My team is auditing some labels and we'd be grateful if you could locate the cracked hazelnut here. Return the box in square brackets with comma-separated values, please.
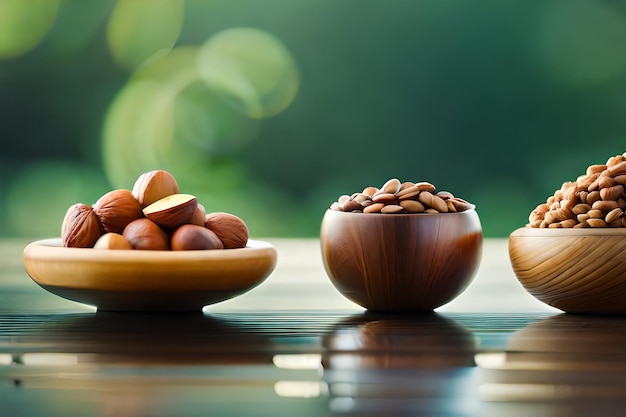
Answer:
[132, 170, 180, 208]
[143, 194, 198, 229]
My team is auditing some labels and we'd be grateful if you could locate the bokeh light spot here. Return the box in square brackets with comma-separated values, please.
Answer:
[107, 0, 184, 70]
[102, 80, 177, 189]
[46, 0, 113, 56]
[0, 0, 60, 59]
[103, 29, 302, 235]
[198, 27, 300, 119]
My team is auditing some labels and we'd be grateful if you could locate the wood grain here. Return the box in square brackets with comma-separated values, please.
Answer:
[509, 227, 626, 314]
[320, 210, 483, 313]
[22, 238, 277, 312]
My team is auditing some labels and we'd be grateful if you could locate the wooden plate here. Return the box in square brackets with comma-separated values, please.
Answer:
[23, 238, 277, 312]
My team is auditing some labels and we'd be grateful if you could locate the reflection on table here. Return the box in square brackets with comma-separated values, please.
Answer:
[477, 314, 626, 417]
[2, 238, 626, 416]
[322, 313, 478, 416]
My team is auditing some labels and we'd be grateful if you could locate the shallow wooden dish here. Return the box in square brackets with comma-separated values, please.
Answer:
[23, 238, 277, 312]
[320, 210, 483, 313]
[509, 227, 626, 314]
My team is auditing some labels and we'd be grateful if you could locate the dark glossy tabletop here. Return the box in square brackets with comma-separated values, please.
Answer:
[1, 238, 625, 417]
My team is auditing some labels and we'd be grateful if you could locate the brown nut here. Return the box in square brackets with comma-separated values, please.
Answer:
[61, 203, 104, 248]
[171, 224, 224, 251]
[329, 178, 474, 214]
[204, 212, 249, 249]
[93, 232, 133, 250]
[528, 153, 626, 228]
[122, 218, 169, 250]
[142, 194, 198, 229]
[378, 178, 401, 194]
[93, 189, 144, 234]
[132, 170, 181, 208]
[189, 204, 207, 226]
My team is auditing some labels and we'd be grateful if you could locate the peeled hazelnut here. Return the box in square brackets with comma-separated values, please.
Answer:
[93, 232, 133, 250]
[93, 189, 143, 234]
[204, 212, 249, 249]
[132, 170, 180, 208]
[171, 224, 224, 251]
[123, 218, 169, 250]
[143, 194, 198, 229]
[62, 203, 104, 248]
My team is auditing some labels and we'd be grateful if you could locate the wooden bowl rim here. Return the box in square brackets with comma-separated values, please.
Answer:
[24, 237, 275, 262]
[323, 208, 477, 218]
[22, 238, 278, 311]
[510, 227, 626, 238]
[22, 237, 277, 290]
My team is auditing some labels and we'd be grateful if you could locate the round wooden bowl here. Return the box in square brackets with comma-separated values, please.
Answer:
[509, 227, 626, 314]
[23, 238, 277, 312]
[320, 210, 483, 313]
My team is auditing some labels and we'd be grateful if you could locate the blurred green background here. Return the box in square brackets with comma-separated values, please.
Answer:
[1, 0, 626, 239]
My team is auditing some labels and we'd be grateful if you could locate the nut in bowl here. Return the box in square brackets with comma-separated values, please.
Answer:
[509, 152, 626, 315]
[321, 179, 483, 313]
[23, 238, 277, 312]
[23, 169, 276, 312]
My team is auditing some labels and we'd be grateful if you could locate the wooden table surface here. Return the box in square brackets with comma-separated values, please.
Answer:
[1, 238, 625, 416]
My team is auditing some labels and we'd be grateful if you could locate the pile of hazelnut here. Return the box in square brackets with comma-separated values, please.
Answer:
[62, 170, 248, 250]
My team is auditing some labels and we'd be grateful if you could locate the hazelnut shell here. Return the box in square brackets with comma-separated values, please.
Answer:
[171, 224, 224, 251]
[143, 194, 198, 229]
[93, 189, 144, 234]
[204, 212, 249, 249]
[123, 218, 169, 250]
[132, 170, 180, 208]
[62, 203, 104, 248]
[93, 232, 133, 250]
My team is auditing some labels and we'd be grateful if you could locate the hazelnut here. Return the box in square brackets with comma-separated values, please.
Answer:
[171, 224, 224, 251]
[132, 170, 180, 208]
[189, 204, 207, 226]
[62, 203, 104, 248]
[123, 218, 169, 250]
[204, 212, 249, 249]
[93, 232, 133, 250]
[143, 193, 198, 229]
[93, 189, 143, 234]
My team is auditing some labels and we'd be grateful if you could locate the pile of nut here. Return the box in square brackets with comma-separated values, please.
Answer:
[329, 178, 475, 214]
[62, 170, 248, 250]
[529, 153, 626, 228]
